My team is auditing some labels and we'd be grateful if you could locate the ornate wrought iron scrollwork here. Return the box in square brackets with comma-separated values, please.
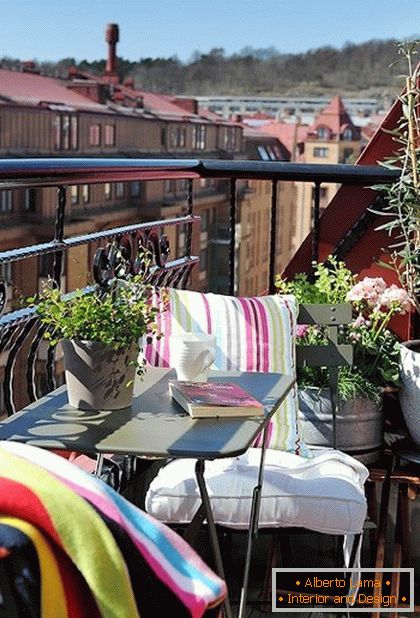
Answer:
[93, 227, 173, 288]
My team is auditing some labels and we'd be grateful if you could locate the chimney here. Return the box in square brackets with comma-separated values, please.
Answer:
[21, 60, 39, 74]
[104, 23, 119, 84]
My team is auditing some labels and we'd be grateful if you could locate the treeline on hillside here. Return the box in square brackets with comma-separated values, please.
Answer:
[0, 39, 410, 98]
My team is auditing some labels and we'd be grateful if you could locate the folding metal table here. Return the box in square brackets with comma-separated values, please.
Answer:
[0, 367, 295, 618]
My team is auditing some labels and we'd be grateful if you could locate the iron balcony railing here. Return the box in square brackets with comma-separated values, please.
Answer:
[0, 158, 399, 416]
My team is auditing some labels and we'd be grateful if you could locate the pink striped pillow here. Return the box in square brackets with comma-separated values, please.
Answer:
[144, 289, 307, 455]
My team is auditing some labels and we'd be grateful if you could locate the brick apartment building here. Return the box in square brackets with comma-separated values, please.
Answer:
[0, 23, 295, 306]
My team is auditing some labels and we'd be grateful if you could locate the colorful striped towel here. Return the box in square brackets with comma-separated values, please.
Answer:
[0, 441, 227, 618]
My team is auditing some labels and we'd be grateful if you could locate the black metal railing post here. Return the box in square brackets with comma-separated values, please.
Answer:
[269, 179, 278, 295]
[186, 179, 194, 259]
[311, 181, 321, 271]
[52, 186, 66, 289]
[229, 178, 237, 296]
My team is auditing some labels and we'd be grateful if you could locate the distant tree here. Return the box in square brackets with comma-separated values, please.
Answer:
[0, 38, 404, 100]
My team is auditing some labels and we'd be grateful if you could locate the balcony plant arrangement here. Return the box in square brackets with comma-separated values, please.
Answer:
[373, 40, 420, 444]
[29, 275, 161, 411]
[277, 258, 412, 462]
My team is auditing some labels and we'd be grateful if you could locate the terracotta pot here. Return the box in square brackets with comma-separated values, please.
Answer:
[61, 339, 139, 410]
[399, 340, 420, 446]
[298, 386, 383, 464]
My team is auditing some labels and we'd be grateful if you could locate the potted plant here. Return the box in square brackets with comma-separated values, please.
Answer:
[373, 40, 420, 444]
[277, 257, 411, 461]
[29, 275, 161, 410]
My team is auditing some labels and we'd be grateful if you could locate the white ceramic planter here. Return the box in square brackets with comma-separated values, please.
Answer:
[62, 339, 139, 410]
[399, 340, 420, 446]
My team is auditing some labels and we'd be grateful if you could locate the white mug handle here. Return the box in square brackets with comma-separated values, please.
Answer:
[198, 348, 216, 374]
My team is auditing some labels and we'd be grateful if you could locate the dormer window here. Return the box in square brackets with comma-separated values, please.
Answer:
[342, 128, 353, 141]
[316, 126, 330, 140]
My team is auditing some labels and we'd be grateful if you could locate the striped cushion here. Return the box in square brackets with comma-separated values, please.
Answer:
[144, 289, 307, 456]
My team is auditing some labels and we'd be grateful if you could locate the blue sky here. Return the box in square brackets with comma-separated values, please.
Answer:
[1, 0, 419, 63]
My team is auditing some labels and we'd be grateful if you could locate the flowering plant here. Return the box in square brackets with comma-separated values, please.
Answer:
[276, 258, 413, 403]
[28, 274, 164, 377]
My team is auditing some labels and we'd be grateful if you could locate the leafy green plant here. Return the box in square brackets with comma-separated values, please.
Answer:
[28, 276, 164, 376]
[276, 256, 355, 304]
[276, 257, 410, 404]
[373, 40, 420, 316]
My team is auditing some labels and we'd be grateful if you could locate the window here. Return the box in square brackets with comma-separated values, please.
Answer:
[161, 127, 167, 148]
[130, 181, 141, 197]
[200, 210, 209, 232]
[0, 262, 12, 283]
[178, 227, 186, 251]
[177, 179, 188, 193]
[82, 185, 90, 204]
[193, 125, 206, 150]
[115, 183, 125, 198]
[170, 126, 186, 148]
[104, 124, 115, 146]
[164, 179, 176, 194]
[89, 124, 101, 146]
[316, 126, 330, 139]
[199, 248, 208, 271]
[223, 127, 236, 150]
[313, 147, 329, 158]
[266, 146, 277, 161]
[62, 115, 70, 150]
[24, 188, 36, 212]
[54, 115, 78, 150]
[70, 185, 79, 205]
[39, 253, 54, 278]
[104, 183, 112, 200]
[0, 191, 12, 213]
[342, 128, 353, 141]
[178, 127, 186, 147]
[71, 116, 78, 150]
[257, 146, 270, 161]
[341, 147, 355, 163]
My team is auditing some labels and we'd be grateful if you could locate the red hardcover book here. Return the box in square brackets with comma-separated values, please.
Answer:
[168, 381, 264, 418]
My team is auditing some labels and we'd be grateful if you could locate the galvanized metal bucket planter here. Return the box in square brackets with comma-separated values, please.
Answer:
[399, 340, 420, 446]
[298, 387, 383, 464]
[61, 339, 139, 410]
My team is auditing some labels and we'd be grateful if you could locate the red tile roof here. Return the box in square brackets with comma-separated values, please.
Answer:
[0, 69, 107, 112]
[259, 121, 309, 156]
[67, 67, 212, 121]
[308, 95, 355, 136]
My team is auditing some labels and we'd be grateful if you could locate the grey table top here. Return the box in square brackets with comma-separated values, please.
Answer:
[0, 368, 294, 459]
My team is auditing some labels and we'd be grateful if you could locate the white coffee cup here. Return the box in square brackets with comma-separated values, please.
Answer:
[170, 332, 216, 382]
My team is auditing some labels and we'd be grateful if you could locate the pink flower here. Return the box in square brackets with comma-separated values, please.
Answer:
[346, 277, 387, 307]
[379, 285, 413, 314]
[296, 324, 309, 338]
[352, 314, 367, 329]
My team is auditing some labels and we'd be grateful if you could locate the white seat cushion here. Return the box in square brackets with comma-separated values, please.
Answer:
[146, 448, 368, 536]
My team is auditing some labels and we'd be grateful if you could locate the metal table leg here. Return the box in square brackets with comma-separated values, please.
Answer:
[238, 424, 269, 618]
[195, 459, 232, 618]
[94, 453, 104, 477]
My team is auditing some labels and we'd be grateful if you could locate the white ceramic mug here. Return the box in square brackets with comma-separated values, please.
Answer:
[170, 332, 216, 382]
